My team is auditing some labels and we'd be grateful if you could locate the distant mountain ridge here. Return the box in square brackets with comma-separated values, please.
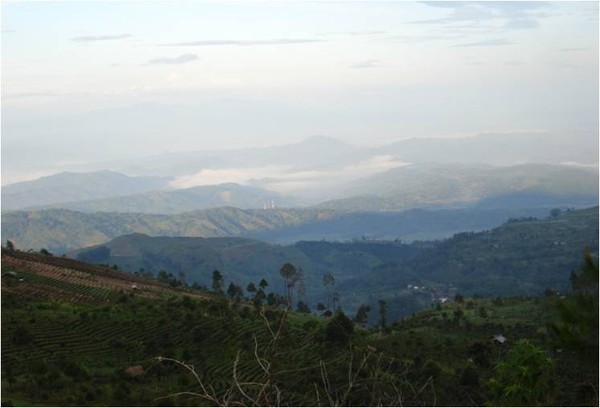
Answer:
[1, 170, 171, 211]
[19, 183, 300, 214]
[318, 163, 598, 211]
[3, 162, 596, 214]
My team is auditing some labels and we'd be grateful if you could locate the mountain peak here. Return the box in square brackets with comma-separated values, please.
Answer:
[297, 135, 351, 148]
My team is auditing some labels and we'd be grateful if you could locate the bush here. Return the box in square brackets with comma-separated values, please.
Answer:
[325, 311, 354, 344]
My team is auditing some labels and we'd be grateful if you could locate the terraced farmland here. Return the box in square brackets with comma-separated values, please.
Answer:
[2, 247, 597, 407]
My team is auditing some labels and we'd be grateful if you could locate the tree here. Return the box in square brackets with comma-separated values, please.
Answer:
[378, 300, 387, 330]
[296, 301, 311, 314]
[332, 291, 340, 311]
[354, 304, 371, 325]
[323, 272, 335, 310]
[280, 263, 299, 307]
[253, 289, 266, 310]
[212, 270, 223, 294]
[259, 278, 268, 290]
[246, 282, 257, 293]
[487, 339, 555, 406]
[325, 310, 354, 344]
[296, 268, 306, 303]
[227, 282, 243, 302]
[6, 239, 15, 251]
[551, 249, 599, 361]
[266, 292, 278, 307]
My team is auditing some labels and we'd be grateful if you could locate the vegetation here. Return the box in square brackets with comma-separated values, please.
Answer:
[2, 247, 597, 406]
[52, 207, 598, 323]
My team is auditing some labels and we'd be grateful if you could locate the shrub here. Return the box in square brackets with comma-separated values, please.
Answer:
[325, 310, 354, 344]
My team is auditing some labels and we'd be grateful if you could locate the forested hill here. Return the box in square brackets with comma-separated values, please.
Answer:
[341, 206, 599, 313]
[69, 207, 598, 318]
[2, 206, 554, 254]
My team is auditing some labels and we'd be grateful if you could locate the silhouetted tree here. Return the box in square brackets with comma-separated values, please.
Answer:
[551, 248, 598, 361]
[6, 240, 15, 251]
[259, 278, 268, 290]
[378, 299, 387, 330]
[296, 301, 311, 314]
[280, 263, 299, 307]
[354, 304, 371, 325]
[247, 282, 257, 293]
[325, 310, 354, 344]
[212, 270, 223, 294]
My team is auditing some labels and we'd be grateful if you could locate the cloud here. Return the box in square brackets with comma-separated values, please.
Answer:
[504, 18, 539, 29]
[162, 38, 322, 47]
[503, 60, 524, 66]
[316, 30, 387, 38]
[558, 47, 592, 52]
[347, 30, 387, 36]
[147, 54, 199, 65]
[417, 1, 550, 30]
[169, 155, 409, 192]
[3, 92, 59, 99]
[380, 34, 464, 43]
[348, 59, 382, 69]
[454, 38, 514, 47]
[71, 34, 132, 42]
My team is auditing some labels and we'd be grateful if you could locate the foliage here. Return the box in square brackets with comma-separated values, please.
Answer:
[487, 339, 555, 406]
[354, 304, 370, 325]
[325, 310, 354, 345]
[212, 270, 223, 294]
[551, 249, 599, 360]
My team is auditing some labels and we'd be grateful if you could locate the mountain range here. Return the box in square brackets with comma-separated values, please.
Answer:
[2, 162, 597, 214]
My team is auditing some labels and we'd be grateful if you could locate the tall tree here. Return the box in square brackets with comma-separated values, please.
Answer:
[323, 272, 335, 310]
[246, 282, 257, 293]
[280, 263, 298, 307]
[259, 278, 268, 290]
[212, 270, 223, 294]
[354, 304, 371, 325]
[378, 299, 387, 330]
[551, 249, 599, 361]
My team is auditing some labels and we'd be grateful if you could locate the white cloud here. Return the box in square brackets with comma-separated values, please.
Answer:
[71, 34, 132, 42]
[168, 155, 409, 193]
[147, 54, 199, 65]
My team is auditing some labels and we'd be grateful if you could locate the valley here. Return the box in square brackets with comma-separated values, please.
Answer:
[2, 2, 598, 405]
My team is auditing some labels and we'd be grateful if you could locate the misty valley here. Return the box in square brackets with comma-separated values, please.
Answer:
[1, 136, 598, 407]
[2, 1, 599, 406]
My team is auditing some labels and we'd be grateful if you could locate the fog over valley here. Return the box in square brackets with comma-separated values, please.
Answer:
[1, 2, 598, 407]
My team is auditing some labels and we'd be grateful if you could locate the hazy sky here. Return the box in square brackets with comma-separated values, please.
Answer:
[1, 1, 598, 184]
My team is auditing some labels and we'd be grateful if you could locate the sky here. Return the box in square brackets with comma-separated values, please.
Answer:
[1, 1, 599, 185]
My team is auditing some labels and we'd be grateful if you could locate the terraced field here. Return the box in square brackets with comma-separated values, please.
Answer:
[1, 249, 213, 304]
[2, 247, 596, 407]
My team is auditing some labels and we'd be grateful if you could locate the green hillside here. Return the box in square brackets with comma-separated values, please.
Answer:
[1, 248, 597, 406]
[68, 207, 598, 321]
[1, 207, 342, 254]
[346, 206, 598, 294]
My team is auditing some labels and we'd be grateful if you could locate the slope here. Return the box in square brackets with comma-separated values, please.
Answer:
[2, 245, 596, 406]
[318, 163, 598, 211]
[1, 170, 170, 210]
